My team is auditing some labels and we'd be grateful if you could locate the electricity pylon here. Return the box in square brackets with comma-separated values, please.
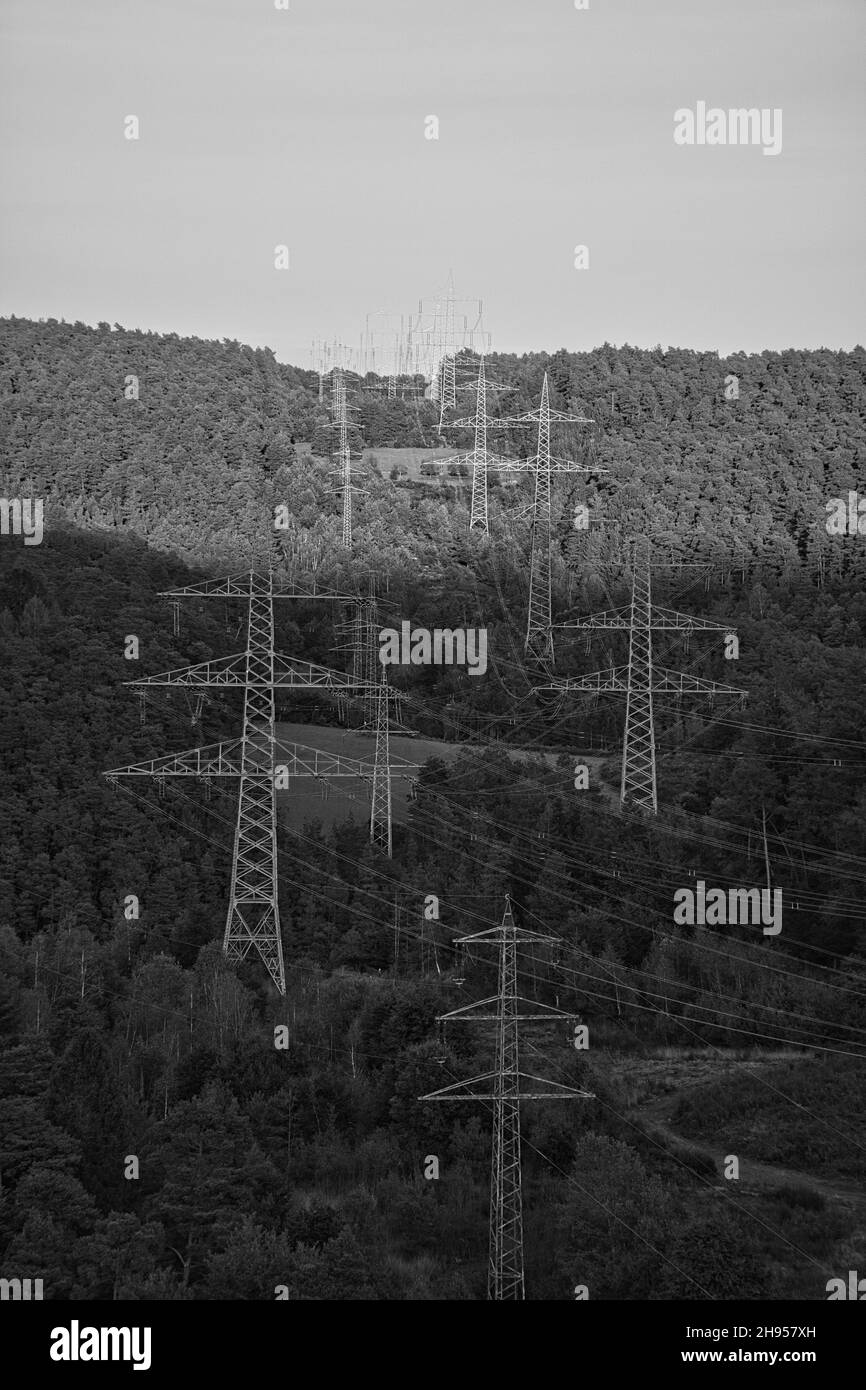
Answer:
[330, 368, 363, 550]
[105, 736, 419, 784]
[417, 272, 489, 424]
[103, 570, 388, 993]
[539, 536, 747, 814]
[339, 276, 490, 398]
[311, 338, 361, 399]
[421, 895, 591, 1300]
[429, 271, 457, 424]
[344, 587, 380, 726]
[492, 374, 597, 662]
[435, 357, 517, 535]
[370, 671, 392, 855]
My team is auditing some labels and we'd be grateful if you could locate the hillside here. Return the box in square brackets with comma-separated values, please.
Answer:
[1, 318, 865, 1301]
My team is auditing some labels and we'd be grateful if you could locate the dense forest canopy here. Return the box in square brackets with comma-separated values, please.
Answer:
[0, 316, 864, 1300]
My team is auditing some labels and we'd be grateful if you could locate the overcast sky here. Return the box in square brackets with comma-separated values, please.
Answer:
[1, 0, 863, 364]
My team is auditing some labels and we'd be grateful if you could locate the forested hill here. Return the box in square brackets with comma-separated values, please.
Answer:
[1, 319, 865, 1299]
[1, 316, 864, 577]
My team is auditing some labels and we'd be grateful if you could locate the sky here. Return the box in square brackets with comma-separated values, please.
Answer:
[1, 0, 863, 365]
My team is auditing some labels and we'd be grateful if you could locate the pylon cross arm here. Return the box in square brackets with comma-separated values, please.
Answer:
[651, 668, 747, 696]
[159, 575, 356, 602]
[125, 653, 247, 687]
[103, 739, 244, 778]
[421, 1080, 593, 1102]
[652, 606, 737, 632]
[552, 462, 598, 476]
[555, 606, 631, 630]
[453, 927, 560, 946]
[536, 666, 630, 694]
[482, 454, 528, 470]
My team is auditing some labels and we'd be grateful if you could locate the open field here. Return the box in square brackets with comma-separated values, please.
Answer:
[273, 722, 611, 829]
[274, 720, 466, 830]
[363, 446, 522, 486]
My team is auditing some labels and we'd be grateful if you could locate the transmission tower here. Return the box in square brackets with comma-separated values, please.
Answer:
[360, 310, 415, 391]
[434, 275, 457, 431]
[329, 368, 363, 551]
[492, 374, 597, 662]
[345, 588, 380, 726]
[539, 536, 747, 814]
[370, 671, 393, 856]
[434, 357, 518, 536]
[421, 895, 591, 1300]
[312, 338, 362, 400]
[102, 570, 390, 993]
[412, 272, 490, 415]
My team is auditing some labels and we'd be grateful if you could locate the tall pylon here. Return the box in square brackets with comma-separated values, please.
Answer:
[421, 895, 591, 1300]
[348, 276, 490, 388]
[436, 357, 517, 536]
[540, 537, 747, 814]
[104, 570, 384, 993]
[337, 583, 381, 728]
[431, 271, 457, 425]
[353, 590, 381, 726]
[469, 360, 490, 533]
[526, 375, 555, 660]
[341, 448, 353, 549]
[494, 374, 597, 662]
[621, 535, 657, 810]
[370, 671, 392, 856]
[437, 357, 456, 433]
[222, 571, 284, 991]
[330, 367, 362, 551]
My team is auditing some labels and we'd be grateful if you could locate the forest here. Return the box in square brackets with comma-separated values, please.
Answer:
[0, 315, 864, 1299]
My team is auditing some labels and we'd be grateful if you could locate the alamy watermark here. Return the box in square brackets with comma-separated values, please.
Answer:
[50, 1322, 151, 1371]
[826, 1271, 866, 1299]
[825, 491, 866, 536]
[673, 880, 782, 935]
[0, 498, 43, 545]
[379, 622, 487, 676]
[0, 1277, 43, 1300]
[674, 102, 782, 157]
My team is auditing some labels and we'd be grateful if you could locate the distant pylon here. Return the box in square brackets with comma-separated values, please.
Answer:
[527, 376, 554, 659]
[437, 354, 456, 433]
[469, 359, 491, 532]
[421, 895, 591, 1300]
[330, 367, 361, 551]
[341, 444, 353, 550]
[370, 672, 392, 855]
[352, 590, 380, 726]
[436, 357, 517, 537]
[541, 536, 747, 814]
[431, 272, 457, 417]
[494, 374, 597, 662]
[357, 273, 488, 402]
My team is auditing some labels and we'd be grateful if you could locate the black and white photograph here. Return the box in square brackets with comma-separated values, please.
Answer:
[0, 0, 864, 1359]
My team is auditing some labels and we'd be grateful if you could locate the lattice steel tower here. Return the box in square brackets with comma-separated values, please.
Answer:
[222, 571, 283, 989]
[370, 672, 393, 856]
[103, 570, 384, 993]
[540, 536, 747, 814]
[421, 895, 591, 1299]
[330, 368, 361, 551]
[436, 357, 517, 536]
[493, 374, 597, 662]
[344, 588, 380, 727]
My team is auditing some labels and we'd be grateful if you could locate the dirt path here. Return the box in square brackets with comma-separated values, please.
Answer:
[632, 1088, 866, 1210]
